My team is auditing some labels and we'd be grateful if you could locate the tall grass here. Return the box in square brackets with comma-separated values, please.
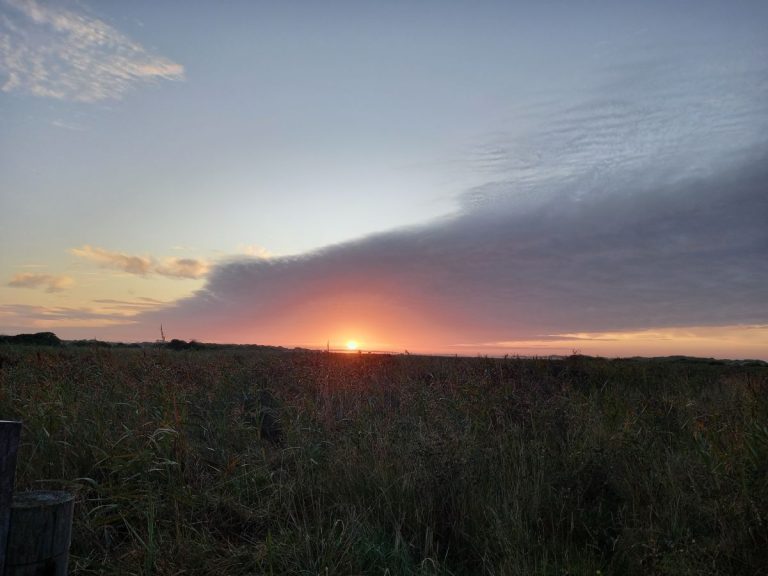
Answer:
[0, 346, 766, 574]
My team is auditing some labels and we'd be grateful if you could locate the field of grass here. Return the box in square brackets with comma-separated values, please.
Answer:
[1, 345, 766, 575]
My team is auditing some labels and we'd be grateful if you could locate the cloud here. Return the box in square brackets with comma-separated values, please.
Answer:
[51, 118, 85, 131]
[7, 272, 73, 292]
[240, 244, 272, 259]
[91, 297, 169, 314]
[71, 245, 209, 279]
[0, 0, 183, 101]
[18, 35, 759, 355]
[155, 258, 210, 279]
[0, 303, 140, 332]
[121, 47, 768, 352]
[0, 297, 172, 338]
[139, 148, 767, 351]
[71, 245, 153, 275]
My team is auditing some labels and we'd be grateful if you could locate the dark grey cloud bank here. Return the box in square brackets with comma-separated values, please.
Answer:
[136, 42, 768, 348]
[141, 148, 768, 347]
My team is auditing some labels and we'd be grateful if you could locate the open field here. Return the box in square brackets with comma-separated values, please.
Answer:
[1, 344, 766, 575]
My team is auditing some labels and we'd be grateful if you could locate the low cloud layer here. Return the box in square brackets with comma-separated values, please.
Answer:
[71, 245, 209, 279]
[7, 272, 73, 292]
[0, 0, 183, 101]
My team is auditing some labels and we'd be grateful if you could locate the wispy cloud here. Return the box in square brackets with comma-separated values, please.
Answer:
[71, 245, 209, 279]
[0, 303, 139, 330]
[71, 245, 152, 275]
[0, 297, 171, 336]
[155, 258, 210, 280]
[240, 244, 272, 259]
[7, 272, 73, 292]
[0, 0, 184, 101]
[51, 118, 85, 131]
[90, 297, 170, 315]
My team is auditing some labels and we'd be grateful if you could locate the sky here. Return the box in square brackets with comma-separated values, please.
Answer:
[1, 0, 767, 358]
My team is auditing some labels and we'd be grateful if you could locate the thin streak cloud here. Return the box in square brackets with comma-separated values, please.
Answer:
[0, 0, 183, 101]
[0, 303, 139, 330]
[7, 272, 73, 292]
[154, 258, 210, 280]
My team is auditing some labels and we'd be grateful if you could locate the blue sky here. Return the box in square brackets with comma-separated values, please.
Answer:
[1, 0, 767, 356]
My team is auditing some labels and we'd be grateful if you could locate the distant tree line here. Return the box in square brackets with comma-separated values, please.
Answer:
[0, 332, 136, 349]
[0, 332, 294, 353]
[0, 332, 63, 346]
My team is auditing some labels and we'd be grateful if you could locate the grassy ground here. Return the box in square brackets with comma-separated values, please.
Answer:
[1, 345, 766, 575]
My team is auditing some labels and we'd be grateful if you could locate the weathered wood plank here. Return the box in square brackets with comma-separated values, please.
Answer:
[0, 421, 22, 576]
[5, 491, 74, 576]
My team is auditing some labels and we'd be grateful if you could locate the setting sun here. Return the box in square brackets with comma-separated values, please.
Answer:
[345, 340, 359, 350]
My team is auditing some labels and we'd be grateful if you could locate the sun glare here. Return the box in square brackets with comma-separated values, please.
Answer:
[346, 340, 359, 350]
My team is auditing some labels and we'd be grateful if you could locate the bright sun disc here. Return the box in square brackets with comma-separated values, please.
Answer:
[346, 340, 359, 350]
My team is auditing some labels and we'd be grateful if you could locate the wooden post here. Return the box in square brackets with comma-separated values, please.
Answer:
[1, 421, 22, 576]
[5, 491, 74, 576]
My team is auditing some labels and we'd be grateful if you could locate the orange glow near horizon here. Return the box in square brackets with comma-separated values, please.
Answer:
[5, 288, 767, 360]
